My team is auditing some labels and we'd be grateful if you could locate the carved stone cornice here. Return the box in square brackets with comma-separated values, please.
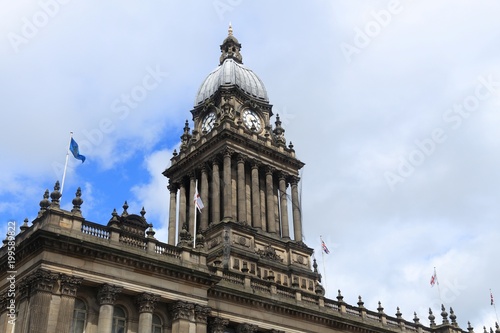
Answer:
[97, 284, 122, 305]
[171, 300, 194, 321]
[209, 317, 229, 333]
[237, 323, 259, 333]
[136, 292, 159, 313]
[194, 304, 211, 323]
[28, 268, 58, 294]
[59, 274, 83, 297]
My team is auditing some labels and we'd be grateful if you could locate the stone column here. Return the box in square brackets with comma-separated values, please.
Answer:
[236, 155, 246, 222]
[209, 317, 229, 333]
[223, 149, 232, 219]
[136, 293, 159, 333]
[200, 165, 209, 231]
[178, 180, 187, 238]
[212, 160, 221, 224]
[290, 176, 302, 242]
[171, 301, 194, 333]
[265, 167, 276, 233]
[250, 162, 261, 229]
[194, 305, 211, 333]
[14, 280, 30, 333]
[26, 269, 58, 333]
[278, 173, 290, 239]
[55, 275, 83, 333]
[168, 183, 178, 245]
[96, 284, 122, 333]
[189, 174, 196, 235]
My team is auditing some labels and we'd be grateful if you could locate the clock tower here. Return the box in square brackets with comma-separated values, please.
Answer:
[163, 25, 323, 295]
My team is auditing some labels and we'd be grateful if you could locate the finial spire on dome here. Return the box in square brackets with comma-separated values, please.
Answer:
[219, 25, 242, 65]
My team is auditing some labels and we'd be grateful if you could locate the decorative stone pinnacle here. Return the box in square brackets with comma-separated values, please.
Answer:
[71, 187, 83, 214]
[122, 201, 129, 216]
[50, 181, 62, 206]
[228, 22, 233, 36]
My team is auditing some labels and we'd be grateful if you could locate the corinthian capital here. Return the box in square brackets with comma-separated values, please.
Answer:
[171, 301, 194, 321]
[59, 274, 83, 297]
[97, 284, 122, 305]
[194, 304, 211, 323]
[136, 293, 159, 313]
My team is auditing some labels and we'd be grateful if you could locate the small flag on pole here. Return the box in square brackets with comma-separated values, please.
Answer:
[70, 138, 86, 163]
[193, 187, 204, 213]
[491, 290, 494, 306]
[430, 268, 438, 287]
[321, 239, 330, 254]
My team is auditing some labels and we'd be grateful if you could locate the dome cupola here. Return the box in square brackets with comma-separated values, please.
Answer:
[194, 24, 269, 105]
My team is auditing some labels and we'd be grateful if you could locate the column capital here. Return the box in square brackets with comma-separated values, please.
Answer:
[250, 160, 261, 169]
[97, 284, 122, 305]
[171, 300, 194, 321]
[222, 147, 234, 157]
[289, 175, 301, 185]
[209, 317, 229, 333]
[59, 274, 83, 297]
[168, 182, 179, 192]
[210, 157, 220, 166]
[136, 292, 159, 313]
[236, 153, 247, 164]
[27, 268, 59, 294]
[200, 163, 209, 173]
[194, 305, 211, 323]
[237, 323, 259, 333]
[265, 166, 276, 175]
[277, 171, 289, 181]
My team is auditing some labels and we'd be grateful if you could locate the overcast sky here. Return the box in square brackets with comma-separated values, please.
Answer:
[1, 1, 500, 330]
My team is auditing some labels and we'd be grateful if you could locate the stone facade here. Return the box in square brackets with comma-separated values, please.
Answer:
[0, 27, 486, 333]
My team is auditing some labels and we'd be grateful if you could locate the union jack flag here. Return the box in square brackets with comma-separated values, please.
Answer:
[321, 240, 330, 254]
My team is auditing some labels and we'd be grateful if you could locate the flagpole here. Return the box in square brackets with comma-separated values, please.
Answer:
[434, 267, 443, 304]
[320, 235, 327, 292]
[491, 289, 499, 324]
[193, 179, 198, 248]
[60, 132, 73, 195]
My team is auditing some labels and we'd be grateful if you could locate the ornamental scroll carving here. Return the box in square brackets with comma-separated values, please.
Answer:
[255, 244, 283, 262]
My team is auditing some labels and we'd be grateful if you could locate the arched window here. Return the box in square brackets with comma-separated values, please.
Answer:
[70, 299, 87, 333]
[112, 306, 127, 333]
[152, 314, 162, 333]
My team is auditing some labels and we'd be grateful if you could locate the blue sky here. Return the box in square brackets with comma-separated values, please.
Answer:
[2, 1, 500, 329]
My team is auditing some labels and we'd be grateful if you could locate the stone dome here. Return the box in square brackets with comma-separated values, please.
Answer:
[194, 58, 269, 105]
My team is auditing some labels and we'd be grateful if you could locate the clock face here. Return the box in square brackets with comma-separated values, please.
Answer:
[242, 109, 262, 132]
[201, 111, 216, 132]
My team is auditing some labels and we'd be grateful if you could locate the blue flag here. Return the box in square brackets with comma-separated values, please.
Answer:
[70, 138, 86, 163]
